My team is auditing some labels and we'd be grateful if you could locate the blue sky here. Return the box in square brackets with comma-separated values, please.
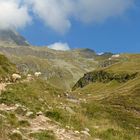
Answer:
[0, 0, 139, 53]
[20, 10, 140, 53]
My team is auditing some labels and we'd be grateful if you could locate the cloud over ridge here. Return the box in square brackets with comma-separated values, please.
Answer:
[0, 0, 135, 32]
[48, 42, 70, 51]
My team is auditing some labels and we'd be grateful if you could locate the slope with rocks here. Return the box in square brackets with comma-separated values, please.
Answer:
[0, 32, 113, 89]
[0, 52, 140, 140]
[0, 29, 30, 46]
[71, 54, 140, 140]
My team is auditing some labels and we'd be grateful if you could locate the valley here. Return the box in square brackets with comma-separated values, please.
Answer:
[0, 30, 139, 140]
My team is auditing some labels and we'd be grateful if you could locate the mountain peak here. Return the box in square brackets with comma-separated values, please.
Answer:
[0, 29, 30, 46]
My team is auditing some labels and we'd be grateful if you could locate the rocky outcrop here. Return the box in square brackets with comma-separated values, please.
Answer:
[72, 70, 138, 90]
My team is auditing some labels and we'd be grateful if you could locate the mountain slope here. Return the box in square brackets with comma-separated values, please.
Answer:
[0, 29, 29, 46]
[71, 54, 140, 139]
[0, 43, 110, 89]
[0, 54, 139, 140]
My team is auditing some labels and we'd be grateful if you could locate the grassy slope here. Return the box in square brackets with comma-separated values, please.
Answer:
[0, 54, 16, 77]
[0, 45, 100, 89]
[0, 54, 140, 140]
[72, 54, 140, 139]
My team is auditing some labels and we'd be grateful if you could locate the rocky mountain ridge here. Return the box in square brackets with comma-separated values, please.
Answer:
[0, 30, 114, 89]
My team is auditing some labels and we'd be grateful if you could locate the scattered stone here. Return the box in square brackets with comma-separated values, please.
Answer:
[136, 127, 140, 130]
[93, 126, 99, 129]
[0, 114, 6, 118]
[79, 98, 87, 103]
[27, 74, 34, 81]
[39, 98, 44, 102]
[36, 111, 43, 116]
[60, 102, 63, 105]
[48, 106, 53, 110]
[12, 130, 22, 135]
[11, 130, 23, 139]
[81, 131, 91, 136]
[67, 99, 80, 104]
[65, 106, 75, 114]
[26, 111, 34, 117]
[84, 128, 90, 132]
[15, 104, 21, 108]
[66, 125, 70, 129]
[58, 95, 61, 98]
[74, 131, 80, 134]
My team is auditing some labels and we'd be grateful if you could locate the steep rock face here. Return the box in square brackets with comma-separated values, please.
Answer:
[0, 29, 29, 46]
[72, 70, 138, 90]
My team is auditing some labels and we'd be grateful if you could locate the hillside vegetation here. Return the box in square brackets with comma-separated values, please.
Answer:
[0, 54, 16, 77]
[0, 52, 140, 140]
[72, 54, 140, 139]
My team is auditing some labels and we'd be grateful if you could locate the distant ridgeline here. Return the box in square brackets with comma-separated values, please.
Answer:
[72, 70, 138, 90]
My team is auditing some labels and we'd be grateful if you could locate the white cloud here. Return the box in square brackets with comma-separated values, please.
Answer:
[0, 0, 135, 32]
[27, 0, 73, 34]
[74, 0, 134, 23]
[48, 42, 70, 51]
[0, 0, 31, 30]
[25, 0, 134, 33]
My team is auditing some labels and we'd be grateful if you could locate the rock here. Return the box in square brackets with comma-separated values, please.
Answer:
[136, 127, 140, 130]
[27, 74, 34, 81]
[48, 106, 53, 110]
[67, 98, 80, 104]
[93, 125, 99, 129]
[36, 111, 43, 116]
[66, 125, 70, 129]
[65, 106, 75, 114]
[11, 130, 23, 139]
[60, 102, 63, 105]
[12, 130, 22, 135]
[39, 98, 44, 102]
[0, 114, 6, 118]
[15, 104, 21, 108]
[79, 98, 87, 103]
[81, 131, 91, 136]
[26, 111, 34, 117]
[74, 131, 80, 134]
[58, 95, 61, 98]
[84, 128, 90, 132]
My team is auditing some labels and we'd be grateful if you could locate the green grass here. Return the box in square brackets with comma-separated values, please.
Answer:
[0, 54, 140, 140]
[0, 54, 16, 77]
[72, 54, 140, 139]
[10, 132, 23, 140]
[29, 130, 56, 140]
[0, 79, 64, 112]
